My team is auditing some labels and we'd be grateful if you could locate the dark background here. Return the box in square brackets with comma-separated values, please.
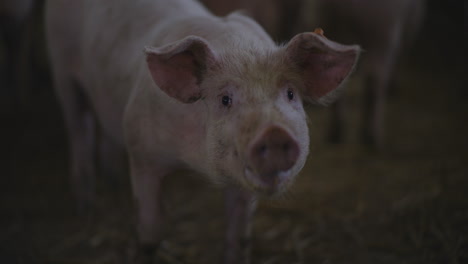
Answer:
[1, 0, 466, 263]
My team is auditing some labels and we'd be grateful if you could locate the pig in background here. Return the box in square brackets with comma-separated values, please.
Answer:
[298, 0, 426, 148]
[202, 0, 425, 149]
[46, 0, 359, 263]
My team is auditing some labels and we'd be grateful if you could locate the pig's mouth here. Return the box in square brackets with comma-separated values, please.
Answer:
[244, 167, 292, 194]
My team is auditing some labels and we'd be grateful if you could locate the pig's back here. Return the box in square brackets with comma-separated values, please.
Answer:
[48, 0, 273, 145]
[81, 0, 210, 84]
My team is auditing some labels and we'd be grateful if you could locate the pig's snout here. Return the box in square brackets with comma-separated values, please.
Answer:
[247, 126, 299, 187]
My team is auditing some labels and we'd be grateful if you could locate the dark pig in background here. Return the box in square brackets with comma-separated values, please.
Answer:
[45, 0, 359, 263]
[300, 0, 426, 148]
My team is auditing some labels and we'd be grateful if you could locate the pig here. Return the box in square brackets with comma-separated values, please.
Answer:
[45, 0, 359, 263]
[298, 0, 425, 148]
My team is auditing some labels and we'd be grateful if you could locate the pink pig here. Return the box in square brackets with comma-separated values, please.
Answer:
[46, 0, 359, 263]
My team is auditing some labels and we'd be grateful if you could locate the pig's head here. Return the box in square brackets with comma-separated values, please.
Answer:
[145, 32, 359, 195]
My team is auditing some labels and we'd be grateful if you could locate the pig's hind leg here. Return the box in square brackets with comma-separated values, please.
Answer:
[55, 77, 97, 213]
[46, 0, 95, 212]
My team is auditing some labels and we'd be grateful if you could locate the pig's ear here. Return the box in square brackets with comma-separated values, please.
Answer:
[285, 32, 360, 105]
[145, 36, 217, 103]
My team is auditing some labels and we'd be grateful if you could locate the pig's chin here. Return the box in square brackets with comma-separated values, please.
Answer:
[243, 167, 293, 196]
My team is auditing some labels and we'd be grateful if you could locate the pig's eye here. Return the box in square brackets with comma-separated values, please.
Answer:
[287, 89, 294, 100]
[221, 95, 232, 107]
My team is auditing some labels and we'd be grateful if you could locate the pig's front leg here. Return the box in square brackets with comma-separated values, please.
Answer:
[129, 157, 168, 263]
[223, 187, 257, 264]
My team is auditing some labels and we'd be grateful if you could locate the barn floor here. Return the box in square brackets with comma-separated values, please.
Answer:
[1, 2, 466, 264]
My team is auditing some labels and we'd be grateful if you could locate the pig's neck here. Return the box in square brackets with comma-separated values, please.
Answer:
[168, 101, 210, 173]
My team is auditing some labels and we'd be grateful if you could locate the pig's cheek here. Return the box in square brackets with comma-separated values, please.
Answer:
[210, 124, 240, 166]
[221, 131, 250, 185]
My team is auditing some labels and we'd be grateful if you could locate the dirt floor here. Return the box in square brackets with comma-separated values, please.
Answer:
[1, 1, 467, 264]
